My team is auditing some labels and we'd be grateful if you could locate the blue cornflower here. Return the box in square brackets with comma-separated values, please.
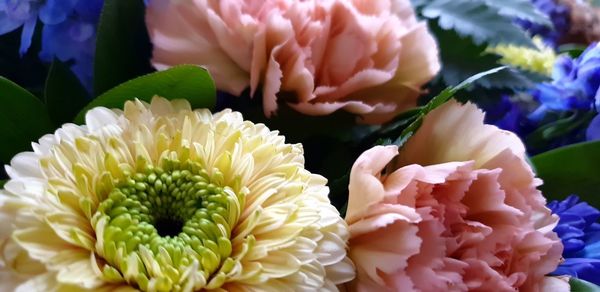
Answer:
[0, 0, 103, 90]
[548, 195, 600, 285]
[518, 0, 570, 48]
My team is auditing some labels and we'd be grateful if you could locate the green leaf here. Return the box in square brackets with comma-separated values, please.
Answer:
[0, 180, 5, 189]
[75, 65, 216, 124]
[558, 43, 588, 58]
[482, 0, 551, 26]
[393, 66, 507, 145]
[432, 24, 535, 90]
[525, 111, 594, 153]
[0, 77, 54, 162]
[44, 60, 89, 125]
[532, 141, 600, 208]
[94, 0, 153, 97]
[422, 0, 533, 47]
[570, 278, 600, 292]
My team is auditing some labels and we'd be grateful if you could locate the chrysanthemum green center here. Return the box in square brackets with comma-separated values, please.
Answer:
[91, 159, 241, 291]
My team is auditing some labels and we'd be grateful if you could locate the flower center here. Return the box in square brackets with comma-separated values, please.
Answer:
[155, 217, 184, 237]
[91, 159, 241, 291]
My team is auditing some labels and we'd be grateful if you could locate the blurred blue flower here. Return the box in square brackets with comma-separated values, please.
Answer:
[0, 0, 103, 90]
[0, 0, 42, 55]
[587, 114, 600, 141]
[39, 0, 103, 90]
[548, 195, 600, 285]
[531, 43, 600, 116]
[518, 0, 570, 48]
[527, 43, 600, 142]
[484, 95, 535, 137]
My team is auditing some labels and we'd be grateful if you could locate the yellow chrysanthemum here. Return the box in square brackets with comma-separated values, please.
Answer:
[488, 37, 558, 76]
[0, 97, 355, 291]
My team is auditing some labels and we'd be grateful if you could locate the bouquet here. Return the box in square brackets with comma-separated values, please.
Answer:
[0, 0, 599, 291]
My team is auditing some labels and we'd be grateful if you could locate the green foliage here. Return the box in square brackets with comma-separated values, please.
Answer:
[0, 77, 54, 162]
[532, 141, 600, 208]
[570, 278, 600, 292]
[525, 111, 595, 154]
[94, 0, 153, 97]
[0, 180, 5, 189]
[75, 65, 216, 124]
[431, 24, 536, 90]
[482, 0, 551, 25]
[417, 0, 551, 93]
[328, 67, 508, 209]
[393, 66, 508, 145]
[45, 60, 89, 125]
[421, 0, 535, 47]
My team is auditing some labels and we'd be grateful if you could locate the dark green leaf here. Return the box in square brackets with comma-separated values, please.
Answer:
[570, 278, 600, 292]
[0, 180, 5, 188]
[525, 112, 595, 153]
[44, 60, 89, 125]
[94, 0, 153, 97]
[422, 0, 533, 47]
[0, 77, 54, 162]
[394, 66, 507, 145]
[532, 141, 600, 208]
[432, 24, 535, 90]
[482, 0, 551, 26]
[75, 65, 216, 124]
[558, 43, 588, 58]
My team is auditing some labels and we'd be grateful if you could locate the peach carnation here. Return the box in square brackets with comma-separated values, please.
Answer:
[345, 101, 564, 291]
[146, 0, 440, 124]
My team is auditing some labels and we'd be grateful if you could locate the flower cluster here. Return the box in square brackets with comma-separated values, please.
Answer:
[487, 42, 600, 151]
[146, 0, 440, 123]
[3, 0, 600, 290]
[0, 0, 103, 89]
[548, 195, 600, 285]
[530, 42, 600, 140]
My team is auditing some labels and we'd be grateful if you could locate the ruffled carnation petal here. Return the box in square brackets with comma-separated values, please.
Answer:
[345, 101, 563, 291]
[146, 0, 440, 123]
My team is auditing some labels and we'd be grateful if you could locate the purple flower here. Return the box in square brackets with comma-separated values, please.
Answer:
[548, 195, 600, 285]
[39, 0, 103, 90]
[518, 0, 570, 48]
[0, 0, 103, 91]
[0, 0, 41, 55]
[526, 43, 600, 142]
[484, 95, 535, 137]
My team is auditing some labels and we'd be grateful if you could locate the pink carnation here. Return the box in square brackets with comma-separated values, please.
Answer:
[345, 101, 564, 291]
[146, 0, 440, 124]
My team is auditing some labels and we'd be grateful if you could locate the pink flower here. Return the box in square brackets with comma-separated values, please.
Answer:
[345, 101, 565, 291]
[146, 0, 440, 124]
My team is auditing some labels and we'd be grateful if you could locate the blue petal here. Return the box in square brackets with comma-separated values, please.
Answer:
[74, 0, 103, 21]
[0, 13, 24, 35]
[18, 16, 36, 56]
[553, 57, 574, 80]
[587, 114, 600, 141]
[38, 0, 77, 25]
